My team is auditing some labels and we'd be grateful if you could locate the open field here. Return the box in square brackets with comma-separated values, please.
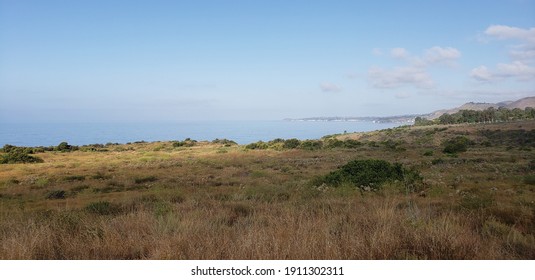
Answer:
[1, 121, 534, 259]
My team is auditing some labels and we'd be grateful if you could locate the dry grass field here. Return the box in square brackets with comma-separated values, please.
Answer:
[1, 121, 534, 259]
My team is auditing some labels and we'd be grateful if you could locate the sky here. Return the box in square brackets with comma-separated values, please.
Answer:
[1, 0, 534, 122]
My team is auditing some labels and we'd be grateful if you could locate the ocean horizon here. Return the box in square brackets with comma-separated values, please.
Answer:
[0, 120, 401, 147]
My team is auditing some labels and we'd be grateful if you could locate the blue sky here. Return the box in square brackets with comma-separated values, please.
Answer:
[1, 0, 534, 122]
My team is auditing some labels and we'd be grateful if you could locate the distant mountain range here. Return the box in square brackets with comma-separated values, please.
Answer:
[284, 96, 535, 123]
[423, 96, 535, 120]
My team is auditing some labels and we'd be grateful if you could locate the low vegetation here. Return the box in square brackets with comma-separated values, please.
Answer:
[0, 149, 43, 164]
[315, 159, 422, 192]
[0, 120, 534, 259]
[442, 136, 473, 154]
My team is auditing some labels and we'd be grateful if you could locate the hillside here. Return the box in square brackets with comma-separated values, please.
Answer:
[425, 96, 535, 120]
[1, 120, 534, 259]
[285, 96, 535, 123]
[506, 96, 535, 109]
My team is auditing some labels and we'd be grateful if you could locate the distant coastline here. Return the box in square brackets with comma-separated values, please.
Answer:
[283, 115, 419, 124]
[286, 96, 535, 124]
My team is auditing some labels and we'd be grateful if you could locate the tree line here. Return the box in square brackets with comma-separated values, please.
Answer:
[415, 107, 535, 126]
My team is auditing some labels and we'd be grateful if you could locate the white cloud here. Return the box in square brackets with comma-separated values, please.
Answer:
[510, 45, 535, 62]
[368, 66, 434, 89]
[423, 46, 461, 64]
[470, 61, 535, 82]
[390, 48, 408, 59]
[496, 61, 535, 81]
[385, 46, 461, 66]
[472, 25, 535, 82]
[368, 46, 460, 89]
[319, 83, 342, 93]
[470, 66, 493, 82]
[484, 25, 535, 43]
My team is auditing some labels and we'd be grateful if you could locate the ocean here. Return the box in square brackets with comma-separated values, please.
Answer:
[0, 121, 401, 147]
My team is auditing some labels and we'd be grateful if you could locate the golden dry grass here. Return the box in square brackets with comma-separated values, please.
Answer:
[1, 120, 534, 259]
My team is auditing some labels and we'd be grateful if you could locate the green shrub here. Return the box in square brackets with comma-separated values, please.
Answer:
[212, 138, 237, 146]
[524, 175, 535, 185]
[442, 136, 472, 154]
[528, 160, 535, 171]
[56, 142, 78, 152]
[35, 178, 50, 187]
[70, 185, 90, 194]
[283, 138, 301, 149]
[91, 172, 111, 180]
[459, 193, 495, 210]
[46, 190, 66, 199]
[79, 144, 108, 152]
[85, 201, 121, 215]
[403, 168, 425, 193]
[2, 144, 49, 154]
[245, 141, 268, 150]
[1, 144, 18, 153]
[323, 139, 362, 149]
[268, 138, 285, 145]
[324, 138, 344, 148]
[64, 175, 85, 181]
[134, 175, 158, 184]
[343, 139, 362, 148]
[368, 141, 379, 147]
[423, 150, 434, 156]
[382, 139, 398, 150]
[0, 150, 44, 164]
[317, 159, 421, 191]
[172, 139, 197, 147]
[299, 140, 323, 150]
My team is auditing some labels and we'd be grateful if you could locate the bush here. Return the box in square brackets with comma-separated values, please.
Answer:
[524, 175, 535, 185]
[64, 175, 85, 181]
[85, 201, 122, 215]
[172, 139, 197, 147]
[382, 139, 398, 150]
[459, 193, 495, 210]
[324, 139, 362, 149]
[442, 136, 472, 154]
[368, 141, 379, 147]
[528, 160, 535, 171]
[268, 138, 285, 144]
[299, 140, 323, 150]
[134, 175, 158, 184]
[70, 185, 90, 194]
[245, 141, 268, 150]
[2, 144, 50, 154]
[212, 138, 237, 146]
[317, 159, 421, 191]
[423, 150, 434, 156]
[46, 190, 66, 199]
[343, 139, 362, 148]
[1, 144, 18, 153]
[56, 142, 77, 152]
[0, 150, 44, 164]
[324, 138, 344, 148]
[283, 138, 301, 149]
